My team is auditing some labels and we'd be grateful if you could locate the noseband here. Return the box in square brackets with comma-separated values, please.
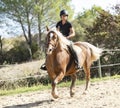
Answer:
[48, 42, 57, 50]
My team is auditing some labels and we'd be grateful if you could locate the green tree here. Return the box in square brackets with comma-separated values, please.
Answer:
[34, 0, 74, 47]
[0, 0, 35, 60]
[0, 0, 74, 60]
[85, 5, 120, 76]
[86, 10, 120, 49]
[72, 6, 103, 41]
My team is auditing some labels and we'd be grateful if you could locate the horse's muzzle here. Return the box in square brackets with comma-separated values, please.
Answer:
[47, 49, 52, 55]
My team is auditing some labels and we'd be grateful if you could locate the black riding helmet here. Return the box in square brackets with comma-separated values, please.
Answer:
[60, 10, 68, 16]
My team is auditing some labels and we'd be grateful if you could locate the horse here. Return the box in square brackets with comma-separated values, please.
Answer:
[45, 27, 102, 99]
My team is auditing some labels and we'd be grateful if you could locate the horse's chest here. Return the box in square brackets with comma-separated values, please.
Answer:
[46, 52, 67, 71]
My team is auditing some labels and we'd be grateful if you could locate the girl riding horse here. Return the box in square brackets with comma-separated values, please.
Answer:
[41, 9, 81, 70]
[46, 28, 102, 99]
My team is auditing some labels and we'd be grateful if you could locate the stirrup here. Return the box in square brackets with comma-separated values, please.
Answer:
[75, 61, 81, 70]
[40, 64, 47, 70]
[75, 65, 81, 70]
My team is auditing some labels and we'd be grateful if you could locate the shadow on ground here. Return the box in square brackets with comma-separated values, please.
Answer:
[3, 99, 54, 108]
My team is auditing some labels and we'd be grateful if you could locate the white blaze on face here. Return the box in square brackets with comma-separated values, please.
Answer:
[50, 32, 54, 39]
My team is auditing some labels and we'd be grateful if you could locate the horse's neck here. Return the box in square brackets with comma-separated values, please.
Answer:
[53, 42, 63, 54]
[58, 40, 68, 51]
[52, 41, 68, 57]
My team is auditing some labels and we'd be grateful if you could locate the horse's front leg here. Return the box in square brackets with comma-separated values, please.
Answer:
[51, 71, 64, 99]
[70, 73, 77, 97]
[51, 81, 58, 99]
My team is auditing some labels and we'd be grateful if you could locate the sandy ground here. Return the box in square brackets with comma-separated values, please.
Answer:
[0, 78, 120, 108]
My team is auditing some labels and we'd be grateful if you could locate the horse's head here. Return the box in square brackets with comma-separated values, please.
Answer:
[46, 27, 59, 55]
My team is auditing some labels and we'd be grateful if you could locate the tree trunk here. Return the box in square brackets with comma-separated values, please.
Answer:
[27, 10, 33, 61]
[27, 43, 32, 61]
[28, 27, 32, 61]
[38, 13, 42, 49]
[0, 36, 2, 53]
[19, 17, 33, 61]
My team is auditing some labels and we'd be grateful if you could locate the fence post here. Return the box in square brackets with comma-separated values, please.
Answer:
[98, 58, 102, 78]
[97, 44, 102, 78]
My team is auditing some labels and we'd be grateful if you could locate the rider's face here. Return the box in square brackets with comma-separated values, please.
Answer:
[61, 15, 68, 21]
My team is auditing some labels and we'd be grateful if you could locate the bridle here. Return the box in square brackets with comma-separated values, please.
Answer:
[46, 32, 59, 53]
[48, 42, 57, 50]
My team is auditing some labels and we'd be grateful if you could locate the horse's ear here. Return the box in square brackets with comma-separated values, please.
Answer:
[46, 26, 49, 31]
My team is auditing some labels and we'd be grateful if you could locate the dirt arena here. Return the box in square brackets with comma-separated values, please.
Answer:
[0, 78, 120, 108]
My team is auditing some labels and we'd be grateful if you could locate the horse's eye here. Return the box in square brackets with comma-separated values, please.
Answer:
[53, 36, 56, 40]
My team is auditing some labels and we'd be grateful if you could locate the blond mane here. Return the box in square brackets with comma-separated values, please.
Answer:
[50, 29, 71, 46]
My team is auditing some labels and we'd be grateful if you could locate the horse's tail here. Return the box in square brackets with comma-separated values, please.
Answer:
[81, 42, 103, 61]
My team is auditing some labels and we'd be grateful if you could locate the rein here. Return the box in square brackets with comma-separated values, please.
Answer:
[48, 42, 57, 50]
[46, 33, 59, 52]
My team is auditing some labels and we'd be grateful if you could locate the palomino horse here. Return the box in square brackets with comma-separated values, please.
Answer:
[45, 28, 102, 99]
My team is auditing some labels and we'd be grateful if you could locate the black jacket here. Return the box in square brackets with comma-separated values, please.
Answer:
[56, 20, 72, 37]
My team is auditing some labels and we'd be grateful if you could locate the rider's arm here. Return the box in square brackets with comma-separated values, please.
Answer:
[66, 27, 75, 39]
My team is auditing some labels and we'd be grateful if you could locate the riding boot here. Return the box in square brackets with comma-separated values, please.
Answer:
[69, 43, 81, 70]
[40, 63, 47, 70]
[40, 53, 47, 71]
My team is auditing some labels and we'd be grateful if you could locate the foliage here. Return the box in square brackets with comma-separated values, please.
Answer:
[6, 44, 30, 64]
[72, 5, 120, 77]
[85, 5, 120, 76]
[0, 0, 73, 60]
[0, 36, 45, 64]
[72, 6, 103, 41]
[33, 50, 45, 60]
[85, 10, 120, 49]
[0, 76, 50, 90]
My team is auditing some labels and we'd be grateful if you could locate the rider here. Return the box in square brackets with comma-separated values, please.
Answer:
[41, 9, 81, 70]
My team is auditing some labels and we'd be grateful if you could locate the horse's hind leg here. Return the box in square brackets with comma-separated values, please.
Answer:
[83, 61, 91, 94]
[70, 73, 77, 97]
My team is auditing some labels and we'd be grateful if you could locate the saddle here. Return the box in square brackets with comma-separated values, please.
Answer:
[67, 43, 81, 70]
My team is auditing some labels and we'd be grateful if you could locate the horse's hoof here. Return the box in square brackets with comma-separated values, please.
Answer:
[53, 95, 59, 99]
[83, 90, 88, 95]
[52, 92, 59, 99]
[70, 92, 75, 97]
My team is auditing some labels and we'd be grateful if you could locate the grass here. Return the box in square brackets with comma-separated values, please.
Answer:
[0, 84, 51, 96]
[0, 75, 120, 96]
